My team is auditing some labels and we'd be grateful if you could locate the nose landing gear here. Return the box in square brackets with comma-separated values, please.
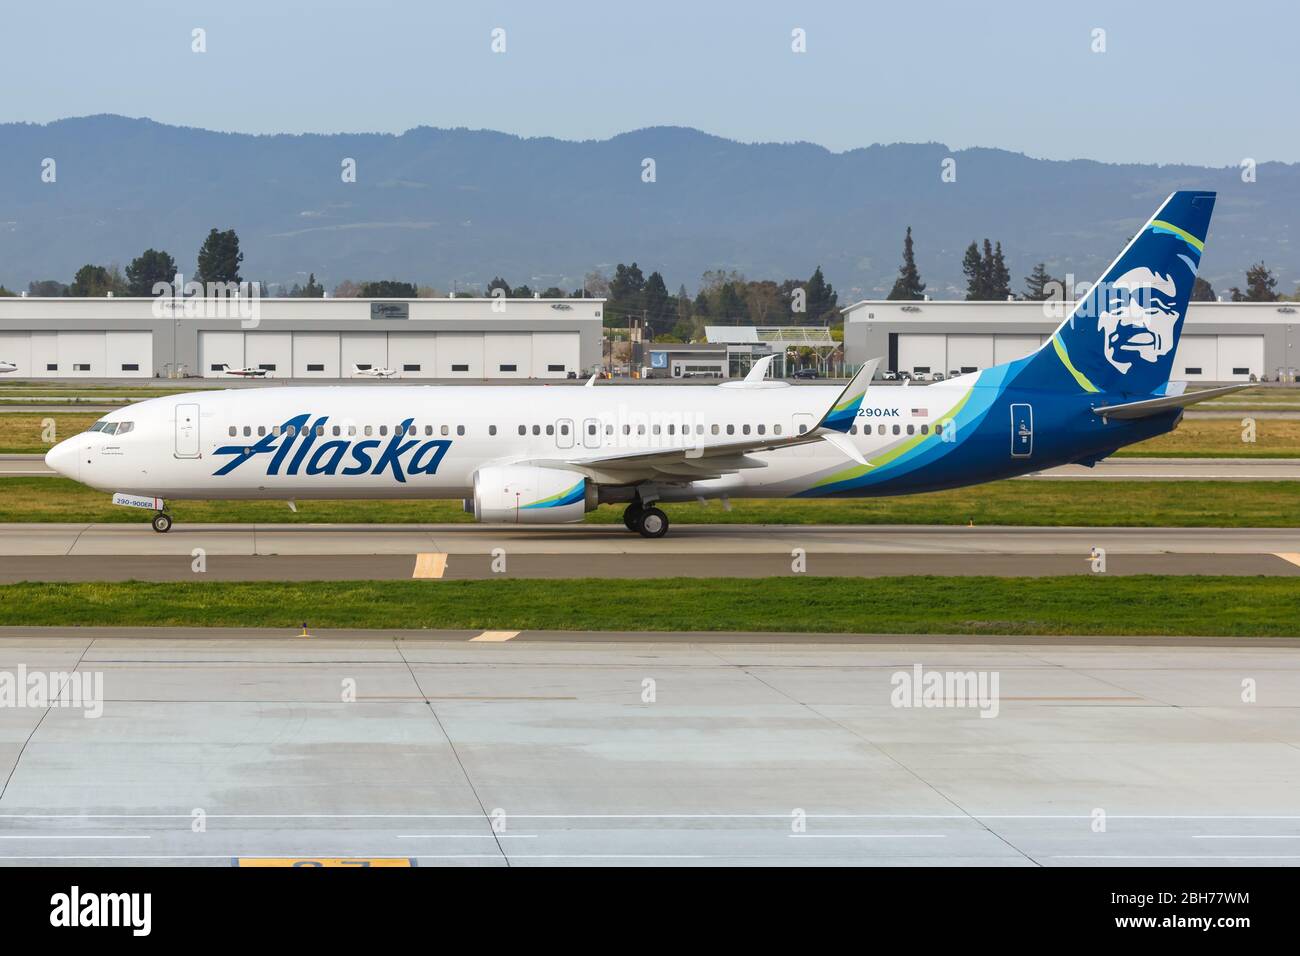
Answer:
[151, 512, 173, 534]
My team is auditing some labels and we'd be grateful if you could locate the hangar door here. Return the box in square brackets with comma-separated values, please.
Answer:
[897, 334, 946, 377]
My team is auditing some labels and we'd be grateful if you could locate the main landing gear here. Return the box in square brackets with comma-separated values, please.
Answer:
[622, 501, 669, 538]
[151, 512, 173, 534]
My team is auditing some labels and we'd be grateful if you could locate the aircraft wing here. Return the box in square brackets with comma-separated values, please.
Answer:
[1091, 383, 1250, 420]
[524, 359, 879, 484]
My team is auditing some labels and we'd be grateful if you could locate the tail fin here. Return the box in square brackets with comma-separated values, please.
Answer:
[1031, 190, 1215, 396]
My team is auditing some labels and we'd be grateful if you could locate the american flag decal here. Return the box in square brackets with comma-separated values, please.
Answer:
[910, 408, 928, 417]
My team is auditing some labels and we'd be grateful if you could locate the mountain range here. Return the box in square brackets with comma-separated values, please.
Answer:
[0, 115, 1295, 300]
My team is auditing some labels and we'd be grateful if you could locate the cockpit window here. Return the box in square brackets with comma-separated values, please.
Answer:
[101, 422, 118, 435]
[87, 420, 133, 435]
[87, 422, 105, 432]
[116, 422, 133, 435]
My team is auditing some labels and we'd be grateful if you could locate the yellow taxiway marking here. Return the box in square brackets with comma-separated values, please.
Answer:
[470, 630, 521, 642]
[412, 552, 449, 579]
[233, 858, 415, 867]
[1274, 553, 1300, 568]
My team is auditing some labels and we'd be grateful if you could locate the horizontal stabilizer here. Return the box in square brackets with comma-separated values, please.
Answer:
[1092, 383, 1250, 420]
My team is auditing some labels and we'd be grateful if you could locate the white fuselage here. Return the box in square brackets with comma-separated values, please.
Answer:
[45, 380, 973, 502]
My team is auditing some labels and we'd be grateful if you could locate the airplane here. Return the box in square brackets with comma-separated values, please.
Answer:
[46, 191, 1244, 537]
[353, 365, 398, 379]
[219, 364, 269, 378]
[0, 360, 17, 374]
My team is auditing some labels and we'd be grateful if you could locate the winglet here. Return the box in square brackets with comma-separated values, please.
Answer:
[585, 373, 597, 387]
[817, 358, 880, 433]
[742, 354, 777, 385]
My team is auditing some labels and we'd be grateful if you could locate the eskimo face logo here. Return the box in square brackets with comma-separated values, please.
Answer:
[213, 414, 451, 482]
[1096, 267, 1181, 374]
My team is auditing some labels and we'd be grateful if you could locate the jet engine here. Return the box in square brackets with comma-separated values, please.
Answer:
[472, 465, 595, 524]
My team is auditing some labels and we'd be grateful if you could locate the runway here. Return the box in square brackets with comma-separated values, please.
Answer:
[0, 630, 1297, 866]
[0, 523, 1297, 580]
[4, 454, 1299, 479]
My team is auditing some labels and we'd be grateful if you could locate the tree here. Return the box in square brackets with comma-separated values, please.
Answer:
[540, 286, 566, 299]
[486, 276, 512, 298]
[511, 284, 535, 298]
[607, 262, 647, 325]
[28, 280, 68, 296]
[359, 280, 418, 298]
[332, 280, 360, 298]
[988, 241, 1012, 299]
[804, 266, 838, 322]
[642, 271, 673, 334]
[886, 227, 926, 301]
[962, 242, 985, 300]
[125, 248, 178, 296]
[1229, 262, 1278, 302]
[0, 285, 16, 297]
[1191, 276, 1216, 302]
[302, 273, 324, 298]
[196, 228, 243, 285]
[1023, 262, 1059, 301]
[70, 264, 113, 297]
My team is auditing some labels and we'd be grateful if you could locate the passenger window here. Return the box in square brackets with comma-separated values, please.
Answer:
[424, 425, 433, 436]
[742, 424, 751, 435]
[347, 425, 356, 437]
[921, 424, 929, 435]
[934, 422, 943, 435]
[363, 426, 372, 437]
[849, 425, 857, 435]
[287, 426, 298, 437]
[757, 424, 765, 435]
[380, 425, 388, 436]
[560, 424, 569, 435]
[441, 425, 449, 436]
[892, 424, 900, 435]
[489, 425, 497, 436]
[316, 426, 325, 437]
[228, 426, 236, 437]
[637, 425, 646, 436]
[532, 425, 541, 436]
[457, 426, 465, 436]
[711, 424, 720, 435]
[726, 424, 735, 435]
[518, 425, 526, 436]
[773, 424, 782, 435]
[878, 424, 885, 435]
[258, 426, 267, 437]
[243, 426, 252, 437]
[272, 425, 282, 436]
[907, 425, 915, 435]
[798, 424, 807, 434]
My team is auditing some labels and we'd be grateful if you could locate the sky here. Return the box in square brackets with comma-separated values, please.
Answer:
[1, 0, 1296, 166]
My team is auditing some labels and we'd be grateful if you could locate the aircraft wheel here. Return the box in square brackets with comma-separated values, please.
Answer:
[623, 503, 643, 531]
[636, 507, 669, 539]
[151, 512, 173, 534]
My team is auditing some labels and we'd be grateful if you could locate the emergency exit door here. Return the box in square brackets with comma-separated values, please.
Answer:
[1010, 403, 1033, 458]
[175, 403, 200, 458]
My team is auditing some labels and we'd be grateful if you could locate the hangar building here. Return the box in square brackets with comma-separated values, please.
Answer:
[0, 296, 604, 380]
[843, 300, 1299, 383]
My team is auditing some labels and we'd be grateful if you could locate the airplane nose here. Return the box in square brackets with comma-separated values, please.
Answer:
[45, 439, 80, 481]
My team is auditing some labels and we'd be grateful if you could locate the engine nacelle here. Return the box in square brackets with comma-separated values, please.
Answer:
[472, 466, 594, 524]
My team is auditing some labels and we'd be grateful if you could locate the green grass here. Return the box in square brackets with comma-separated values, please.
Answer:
[2, 476, 1298, 527]
[0, 577, 1292, 636]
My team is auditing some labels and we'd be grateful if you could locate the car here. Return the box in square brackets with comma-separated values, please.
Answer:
[880, 370, 898, 381]
[897, 371, 912, 381]
[911, 371, 929, 382]
[932, 372, 945, 381]
[791, 368, 819, 379]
